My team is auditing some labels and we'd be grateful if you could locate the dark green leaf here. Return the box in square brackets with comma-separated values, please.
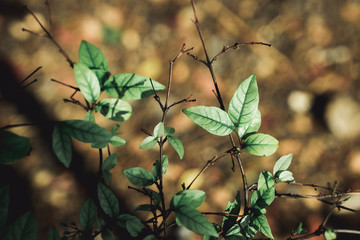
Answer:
[251, 188, 275, 210]
[153, 122, 164, 138]
[0, 185, 10, 228]
[228, 75, 259, 135]
[222, 191, 241, 234]
[111, 123, 121, 135]
[134, 204, 158, 212]
[123, 167, 155, 187]
[52, 125, 72, 168]
[145, 189, 161, 206]
[240, 109, 261, 138]
[251, 214, 273, 239]
[109, 135, 126, 146]
[103, 171, 112, 185]
[0, 130, 31, 164]
[4, 211, 37, 240]
[151, 155, 168, 181]
[101, 228, 115, 240]
[74, 62, 100, 103]
[273, 154, 293, 176]
[139, 136, 158, 150]
[63, 120, 111, 144]
[47, 227, 60, 240]
[324, 228, 336, 240]
[144, 235, 158, 240]
[183, 106, 234, 136]
[103, 153, 117, 171]
[79, 40, 109, 71]
[243, 133, 278, 156]
[171, 189, 206, 210]
[117, 214, 145, 237]
[257, 171, 274, 190]
[104, 73, 165, 100]
[97, 183, 119, 218]
[167, 135, 184, 159]
[91, 141, 108, 149]
[83, 111, 95, 123]
[175, 207, 218, 237]
[80, 199, 97, 230]
[95, 98, 132, 122]
[92, 69, 111, 90]
[165, 127, 175, 135]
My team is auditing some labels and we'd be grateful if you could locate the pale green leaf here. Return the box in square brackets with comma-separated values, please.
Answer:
[278, 170, 295, 182]
[83, 110, 95, 123]
[228, 75, 259, 135]
[74, 62, 100, 103]
[251, 214, 274, 239]
[79, 40, 109, 71]
[222, 191, 241, 234]
[183, 106, 234, 136]
[153, 122, 164, 138]
[273, 154, 293, 176]
[324, 228, 336, 240]
[104, 73, 165, 100]
[240, 109, 261, 138]
[167, 135, 184, 159]
[257, 171, 275, 190]
[175, 207, 218, 237]
[171, 189, 206, 210]
[95, 98, 132, 122]
[244, 133, 278, 156]
[109, 135, 126, 146]
[139, 136, 158, 150]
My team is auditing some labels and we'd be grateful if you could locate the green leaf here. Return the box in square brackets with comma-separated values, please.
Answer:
[101, 228, 115, 240]
[104, 73, 165, 100]
[182, 106, 234, 136]
[294, 222, 308, 235]
[91, 141, 108, 149]
[134, 204, 158, 212]
[95, 98, 132, 122]
[240, 109, 261, 138]
[97, 183, 119, 218]
[123, 167, 155, 187]
[103, 171, 112, 185]
[103, 153, 117, 171]
[0, 130, 31, 164]
[165, 127, 175, 135]
[324, 228, 336, 240]
[117, 214, 145, 237]
[257, 171, 275, 190]
[144, 235, 158, 240]
[145, 189, 161, 206]
[151, 155, 168, 181]
[0, 185, 10, 228]
[278, 170, 295, 182]
[47, 227, 60, 240]
[52, 125, 72, 168]
[171, 189, 206, 210]
[273, 154, 293, 176]
[251, 214, 273, 239]
[79, 40, 109, 71]
[153, 122, 164, 138]
[4, 211, 37, 240]
[109, 135, 126, 146]
[228, 75, 259, 134]
[243, 133, 278, 156]
[222, 191, 241, 234]
[92, 69, 111, 90]
[167, 135, 184, 159]
[74, 62, 100, 103]
[175, 207, 218, 237]
[80, 199, 97, 230]
[251, 188, 275, 210]
[84, 110, 95, 123]
[139, 136, 158, 150]
[63, 120, 111, 144]
[225, 215, 258, 240]
[111, 123, 121, 135]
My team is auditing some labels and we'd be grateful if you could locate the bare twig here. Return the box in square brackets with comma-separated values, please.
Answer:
[20, 66, 42, 85]
[23, 6, 74, 67]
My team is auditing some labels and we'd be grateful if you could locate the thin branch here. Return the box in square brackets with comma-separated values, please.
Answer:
[20, 66, 42, 85]
[98, 149, 103, 178]
[211, 41, 271, 63]
[334, 229, 360, 235]
[202, 212, 244, 218]
[23, 6, 74, 67]
[167, 95, 196, 109]
[44, 0, 53, 27]
[23, 79, 38, 88]
[1, 123, 39, 130]
[51, 78, 79, 91]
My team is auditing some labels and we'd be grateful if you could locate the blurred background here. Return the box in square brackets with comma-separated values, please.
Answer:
[1, 0, 360, 239]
